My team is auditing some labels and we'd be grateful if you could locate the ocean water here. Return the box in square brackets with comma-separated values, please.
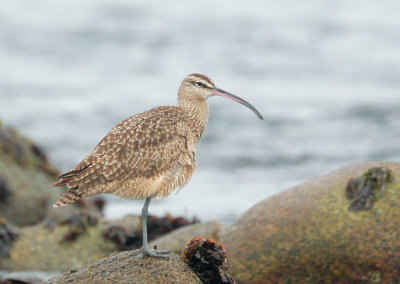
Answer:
[1, 0, 399, 224]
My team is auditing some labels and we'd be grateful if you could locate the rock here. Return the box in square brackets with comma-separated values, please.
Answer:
[0, 215, 141, 271]
[0, 121, 99, 226]
[149, 221, 226, 253]
[45, 250, 202, 284]
[0, 212, 199, 271]
[223, 162, 400, 283]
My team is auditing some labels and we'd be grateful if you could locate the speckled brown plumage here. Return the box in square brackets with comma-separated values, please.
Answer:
[52, 74, 211, 207]
[52, 73, 263, 208]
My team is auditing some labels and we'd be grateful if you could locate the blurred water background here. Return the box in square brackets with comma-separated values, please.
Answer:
[0, 0, 399, 224]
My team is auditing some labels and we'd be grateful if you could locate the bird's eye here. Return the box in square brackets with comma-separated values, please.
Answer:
[195, 82, 203, 87]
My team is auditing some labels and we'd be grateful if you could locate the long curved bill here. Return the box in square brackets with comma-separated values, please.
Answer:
[213, 88, 263, 120]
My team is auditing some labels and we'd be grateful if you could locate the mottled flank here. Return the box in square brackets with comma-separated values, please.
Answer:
[45, 251, 202, 284]
[181, 236, 236, 284]
[223, 162, 400, 283]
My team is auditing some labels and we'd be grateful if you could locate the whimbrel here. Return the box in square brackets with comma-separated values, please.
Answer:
[52, 73, 263, 258]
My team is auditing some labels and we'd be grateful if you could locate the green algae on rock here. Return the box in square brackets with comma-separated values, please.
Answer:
[45, 250, 202, 284]
[223, 162, 400, 283]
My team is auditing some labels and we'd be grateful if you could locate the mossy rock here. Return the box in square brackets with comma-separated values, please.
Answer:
[0, 215, 141, 271]
[0, 121, 90, 226]
[45, 251, 202, 284]
[223, 162, 400, 283]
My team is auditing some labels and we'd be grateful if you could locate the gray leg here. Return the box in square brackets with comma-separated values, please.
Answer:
[137, 197, 171, 258]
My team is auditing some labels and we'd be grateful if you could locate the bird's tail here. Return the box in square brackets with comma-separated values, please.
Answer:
[53, 188, 82, 207]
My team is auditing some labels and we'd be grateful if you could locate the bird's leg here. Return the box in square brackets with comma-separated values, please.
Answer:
[136, 197, 171, 258]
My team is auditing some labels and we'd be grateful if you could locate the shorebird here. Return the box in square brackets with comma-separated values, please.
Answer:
[52, 73, 263, 258]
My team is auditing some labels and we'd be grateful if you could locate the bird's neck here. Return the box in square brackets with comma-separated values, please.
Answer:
[178, 98, 209, 143]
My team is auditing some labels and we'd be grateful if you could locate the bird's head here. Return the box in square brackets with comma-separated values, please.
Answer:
[178, 73, 263, 120]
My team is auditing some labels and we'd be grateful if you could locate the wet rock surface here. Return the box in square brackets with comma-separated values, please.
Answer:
[149, 221, 226, 253]
[181, 236, 236, 284]
[45, 250, 202, 284]
[224, 162, 400, 283]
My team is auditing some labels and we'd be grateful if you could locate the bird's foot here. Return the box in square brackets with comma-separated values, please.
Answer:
[136, 247, 171, 258]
